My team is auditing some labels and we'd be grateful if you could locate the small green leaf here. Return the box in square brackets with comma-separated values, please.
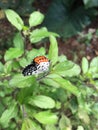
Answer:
[0, 103, 17, 127]
[30, 27, 49, 43]
[29, 11, 44, 27]
[19, 58, 28, 67]
[77, 125, 84, 130]
[59, 63, 81, 77]
[49, 35, 58, 65]
[4, 48, 24, 61]
[9, 74, 36, 88]
[21, 118, 42, 130]
[59, 115, 71, 130]
[4, 61, 12, 73]
[47, 74, 80, 96]
[5, 9, 24, 30]
[89, 57, 98, 74]
[53, 61, 74, 74]
[78, 108, 90, 124]
[34, 111, 58, 124]
[27, 47, 46, 62]
[28, 95, 55, 109]
[13, 32, 24, 50]
[82, 57, 89, 74]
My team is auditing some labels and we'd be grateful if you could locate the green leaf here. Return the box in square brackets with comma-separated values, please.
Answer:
[49, 35, 58, 65]
[13, 32, 24, 50]
[26, 47, 46, 63]
[34, 111, 58, 124]
[77, 126, 84, 130]
[89, 57, 98, 74]
[30, 27, 59, 43]
[0, 103, 17, 127]
[28, 95, 55, 109]
[47, 74, 80, 96]
[83, 0, 98, 8]
[21, 118, 42, 130]
[4, 61, 12, 74]
[59, 115, 71, 130]
[52, 61, 81, 77]
[78, 108, 90, 124]
[5, 9, 24, 30]
[4, 48, 24, 61]
[29, 11, 44, 27]
[82, 57, 89, 74]
[58, 55, 67, 62]
[60, 63, 81, 77]
[53, 61, 74, 74]
[19, 58, 28, 67]
[9, 74, 36, 88]
[43, 0, 91, 38]
[30, 27, 48, 43]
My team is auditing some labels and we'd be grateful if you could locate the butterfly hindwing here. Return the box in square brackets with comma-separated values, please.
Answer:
[22, 63, 37, 76]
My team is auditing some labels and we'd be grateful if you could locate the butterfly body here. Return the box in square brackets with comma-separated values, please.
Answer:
[22, 56, 50, 76]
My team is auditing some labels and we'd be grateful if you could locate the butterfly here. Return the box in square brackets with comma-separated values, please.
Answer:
[22, 56, 50, 76]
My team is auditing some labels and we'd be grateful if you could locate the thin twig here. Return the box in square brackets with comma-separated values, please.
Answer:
[22, 105, 27, 119]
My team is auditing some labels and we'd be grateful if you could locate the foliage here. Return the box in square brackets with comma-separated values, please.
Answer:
[0, 0, 98, 39]
[43, 0, 98, 38]
[78, 28, 98, 45]
[0, 9, 98, 130]
[0, 0, 35, 16]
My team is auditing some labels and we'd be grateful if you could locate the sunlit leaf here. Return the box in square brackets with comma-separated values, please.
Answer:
[4, 48, 24, 61]
[0, 103, 17, 127]
[78, 108, 90, 124]
[47, 74, 79, 96]
[21, 118, 42, 130]
[77, 125, 84, 130]
[89, 57, 98, 74]
[9, 74, 36, 88]
[28, 95, 55, 109]
[29, 11, 44, 27]
[30, 27, 59, 43]
[53, 61, 74, 73]
[82, 57, 89, 74]
[59, 115, 72, 130]
[49, 35, 58, 65]
[59, 64, 81, 77]
[13, 32, 24, 50]
[5, 9, 24, 30]
[34, 111, 58, 124]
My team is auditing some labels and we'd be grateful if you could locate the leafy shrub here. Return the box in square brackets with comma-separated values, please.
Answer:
[0, 10, 98, 130]
[43, 0, 98, 38]
[0, 0, 35, 16]
[1, 0, 98, 39]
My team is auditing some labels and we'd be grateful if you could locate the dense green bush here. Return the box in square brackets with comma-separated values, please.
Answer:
[0, 0, 98, 38]
[43, 0, 98, 38]
[0, 0, 35, 16]
[0, 10, 98, 130]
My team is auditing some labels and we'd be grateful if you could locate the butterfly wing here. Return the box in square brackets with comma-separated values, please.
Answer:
[22, 63, 37, 76]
